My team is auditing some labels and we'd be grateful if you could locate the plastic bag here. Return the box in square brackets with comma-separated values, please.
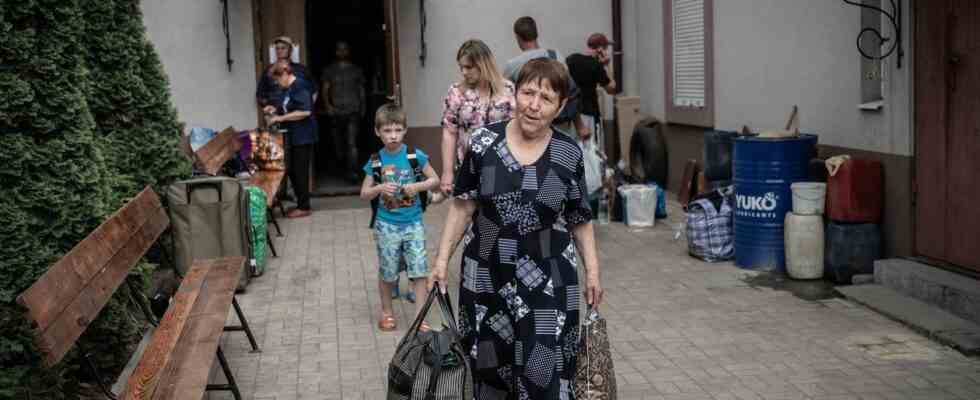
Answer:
[617, 184, 656, 228]
[188, 127, 216, 152]
[580, 137, 603, 195]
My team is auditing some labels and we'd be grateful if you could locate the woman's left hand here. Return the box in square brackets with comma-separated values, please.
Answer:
[585, 270, 604, 309]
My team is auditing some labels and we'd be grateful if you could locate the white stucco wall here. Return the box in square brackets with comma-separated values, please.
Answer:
[627, 0, 912, 156]
[398, 0, 613, 127]
[140, 0, 258, 131]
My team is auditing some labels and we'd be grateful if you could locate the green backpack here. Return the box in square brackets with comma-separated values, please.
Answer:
[368, 146, 429, 228]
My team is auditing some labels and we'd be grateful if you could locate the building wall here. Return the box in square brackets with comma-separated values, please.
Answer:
[629, 0, 912, 157]
[623, 0, 914, 257]
[141, 0, 259, 131]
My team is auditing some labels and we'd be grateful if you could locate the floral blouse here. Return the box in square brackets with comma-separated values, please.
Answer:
[441, 81, 516, 165]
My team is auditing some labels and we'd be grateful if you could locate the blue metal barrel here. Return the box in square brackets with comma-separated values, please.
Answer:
[733, 135, 818, 271]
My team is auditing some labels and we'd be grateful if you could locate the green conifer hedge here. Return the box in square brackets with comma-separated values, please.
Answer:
[0, 0, 191, 397]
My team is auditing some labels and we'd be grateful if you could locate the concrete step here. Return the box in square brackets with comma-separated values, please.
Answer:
[874, 258, 980, 325]
[835, 284, 980, 355]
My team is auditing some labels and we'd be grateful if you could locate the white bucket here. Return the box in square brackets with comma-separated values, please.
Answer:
[791, 182, 826, 215]
[617, 184, 656, 228]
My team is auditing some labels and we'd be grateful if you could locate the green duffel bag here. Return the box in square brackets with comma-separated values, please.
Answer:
[244, 185, 268, 276]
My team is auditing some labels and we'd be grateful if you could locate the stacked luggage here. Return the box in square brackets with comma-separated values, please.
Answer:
[167, 176, 265, 291]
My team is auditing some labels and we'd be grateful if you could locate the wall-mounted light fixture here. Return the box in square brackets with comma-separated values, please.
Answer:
[844, 0, 903, 69]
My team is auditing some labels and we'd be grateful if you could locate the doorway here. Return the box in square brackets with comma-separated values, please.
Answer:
[915, 0, 980, 272]
[307, 0, 388, 195]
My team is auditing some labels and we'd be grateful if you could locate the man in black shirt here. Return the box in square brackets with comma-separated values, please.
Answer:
[566, 33, 617, 209]
[566, 32, 617, 143]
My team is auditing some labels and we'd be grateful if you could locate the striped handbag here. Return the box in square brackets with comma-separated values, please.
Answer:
[387, 289, 473, 400]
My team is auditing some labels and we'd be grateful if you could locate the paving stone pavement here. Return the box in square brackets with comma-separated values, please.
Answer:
[211, 198, 980, 400]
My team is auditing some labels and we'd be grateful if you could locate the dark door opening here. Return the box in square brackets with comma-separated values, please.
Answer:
[307, 0, 388, 196]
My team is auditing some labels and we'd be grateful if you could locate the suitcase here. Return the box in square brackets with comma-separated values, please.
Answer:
[826, 159, 883, 223]
[244, 186, 268, 276]
[166, 177, 253, 291]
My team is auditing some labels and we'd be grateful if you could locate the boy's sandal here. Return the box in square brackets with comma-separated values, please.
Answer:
[419, 321, 432, 332]
[379, 314, 397, 331]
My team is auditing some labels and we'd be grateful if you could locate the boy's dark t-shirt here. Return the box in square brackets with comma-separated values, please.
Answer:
[565, 53, 611, 118]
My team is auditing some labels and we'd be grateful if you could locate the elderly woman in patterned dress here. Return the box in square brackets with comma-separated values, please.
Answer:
[431, 58, 604, 400]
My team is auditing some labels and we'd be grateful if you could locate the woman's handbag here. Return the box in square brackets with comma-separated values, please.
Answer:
[574, 307, 618, 400]
[387, 288, 473, 400]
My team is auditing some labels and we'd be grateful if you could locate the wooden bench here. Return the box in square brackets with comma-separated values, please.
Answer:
[18, 186, 260, 400]
[193, 126, 241, 176]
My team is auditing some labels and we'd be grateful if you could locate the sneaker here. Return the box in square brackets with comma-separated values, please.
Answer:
[405, 291, 416, 304]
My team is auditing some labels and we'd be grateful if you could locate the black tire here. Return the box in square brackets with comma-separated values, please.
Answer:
[629, 120, 668, 187]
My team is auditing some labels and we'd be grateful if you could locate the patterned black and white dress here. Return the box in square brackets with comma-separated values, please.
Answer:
[453, 121, 592, 400]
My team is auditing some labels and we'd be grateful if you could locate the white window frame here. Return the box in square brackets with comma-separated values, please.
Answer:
[664, 0, 714, 127]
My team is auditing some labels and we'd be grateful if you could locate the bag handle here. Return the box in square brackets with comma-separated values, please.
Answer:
[185, 181, 223, 204]
[434, 289, 461, 341]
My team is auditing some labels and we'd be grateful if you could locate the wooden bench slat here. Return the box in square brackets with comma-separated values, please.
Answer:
[120, 259, 212, 400]
[18, 187, 160, 335]
[30, 205, 170, 367]
[150, 257, 243, 400]
[18, 188, 169, 367]
[119, 256, 244, 400]
[195, 127, 241, 176]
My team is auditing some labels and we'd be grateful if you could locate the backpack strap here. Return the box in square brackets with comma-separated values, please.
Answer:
[368, 152, 383, 228]
[406, 147, 429, 213]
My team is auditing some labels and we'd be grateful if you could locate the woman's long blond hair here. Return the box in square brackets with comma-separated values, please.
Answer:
[456, 39, 508, 99]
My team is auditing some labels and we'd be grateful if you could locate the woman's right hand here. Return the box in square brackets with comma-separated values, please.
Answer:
[440, 171, 455, 195]
[262, 105, 276, 115]
[429, 258, 449, 293]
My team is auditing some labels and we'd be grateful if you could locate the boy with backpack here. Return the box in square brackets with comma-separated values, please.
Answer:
[360, 103, 439, 332]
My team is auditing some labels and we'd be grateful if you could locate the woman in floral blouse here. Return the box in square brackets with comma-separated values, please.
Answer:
[440, 39, 517, 195]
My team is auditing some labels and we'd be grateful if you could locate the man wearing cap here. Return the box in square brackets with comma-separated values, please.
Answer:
[566, 32, 617, 144]
[567, 33, 617, 216]
[256, 36, 313, 111]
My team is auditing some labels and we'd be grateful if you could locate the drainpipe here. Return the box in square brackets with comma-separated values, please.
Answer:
[611, 0, 623, 95]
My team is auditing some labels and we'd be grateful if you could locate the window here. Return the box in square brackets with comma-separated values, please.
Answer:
[664, 0, 714, 127]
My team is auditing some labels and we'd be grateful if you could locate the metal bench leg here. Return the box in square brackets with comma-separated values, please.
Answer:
[266, 234, 278, 257]
[224, 297, 261, 353]
[277, 198, 287, 218]
[79, 344, 119, 400]
[207, 346, 242, 400]
[268, 206, 283, 237]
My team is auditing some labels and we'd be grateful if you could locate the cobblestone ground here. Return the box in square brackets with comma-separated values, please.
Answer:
[212, 197, 980, 400]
